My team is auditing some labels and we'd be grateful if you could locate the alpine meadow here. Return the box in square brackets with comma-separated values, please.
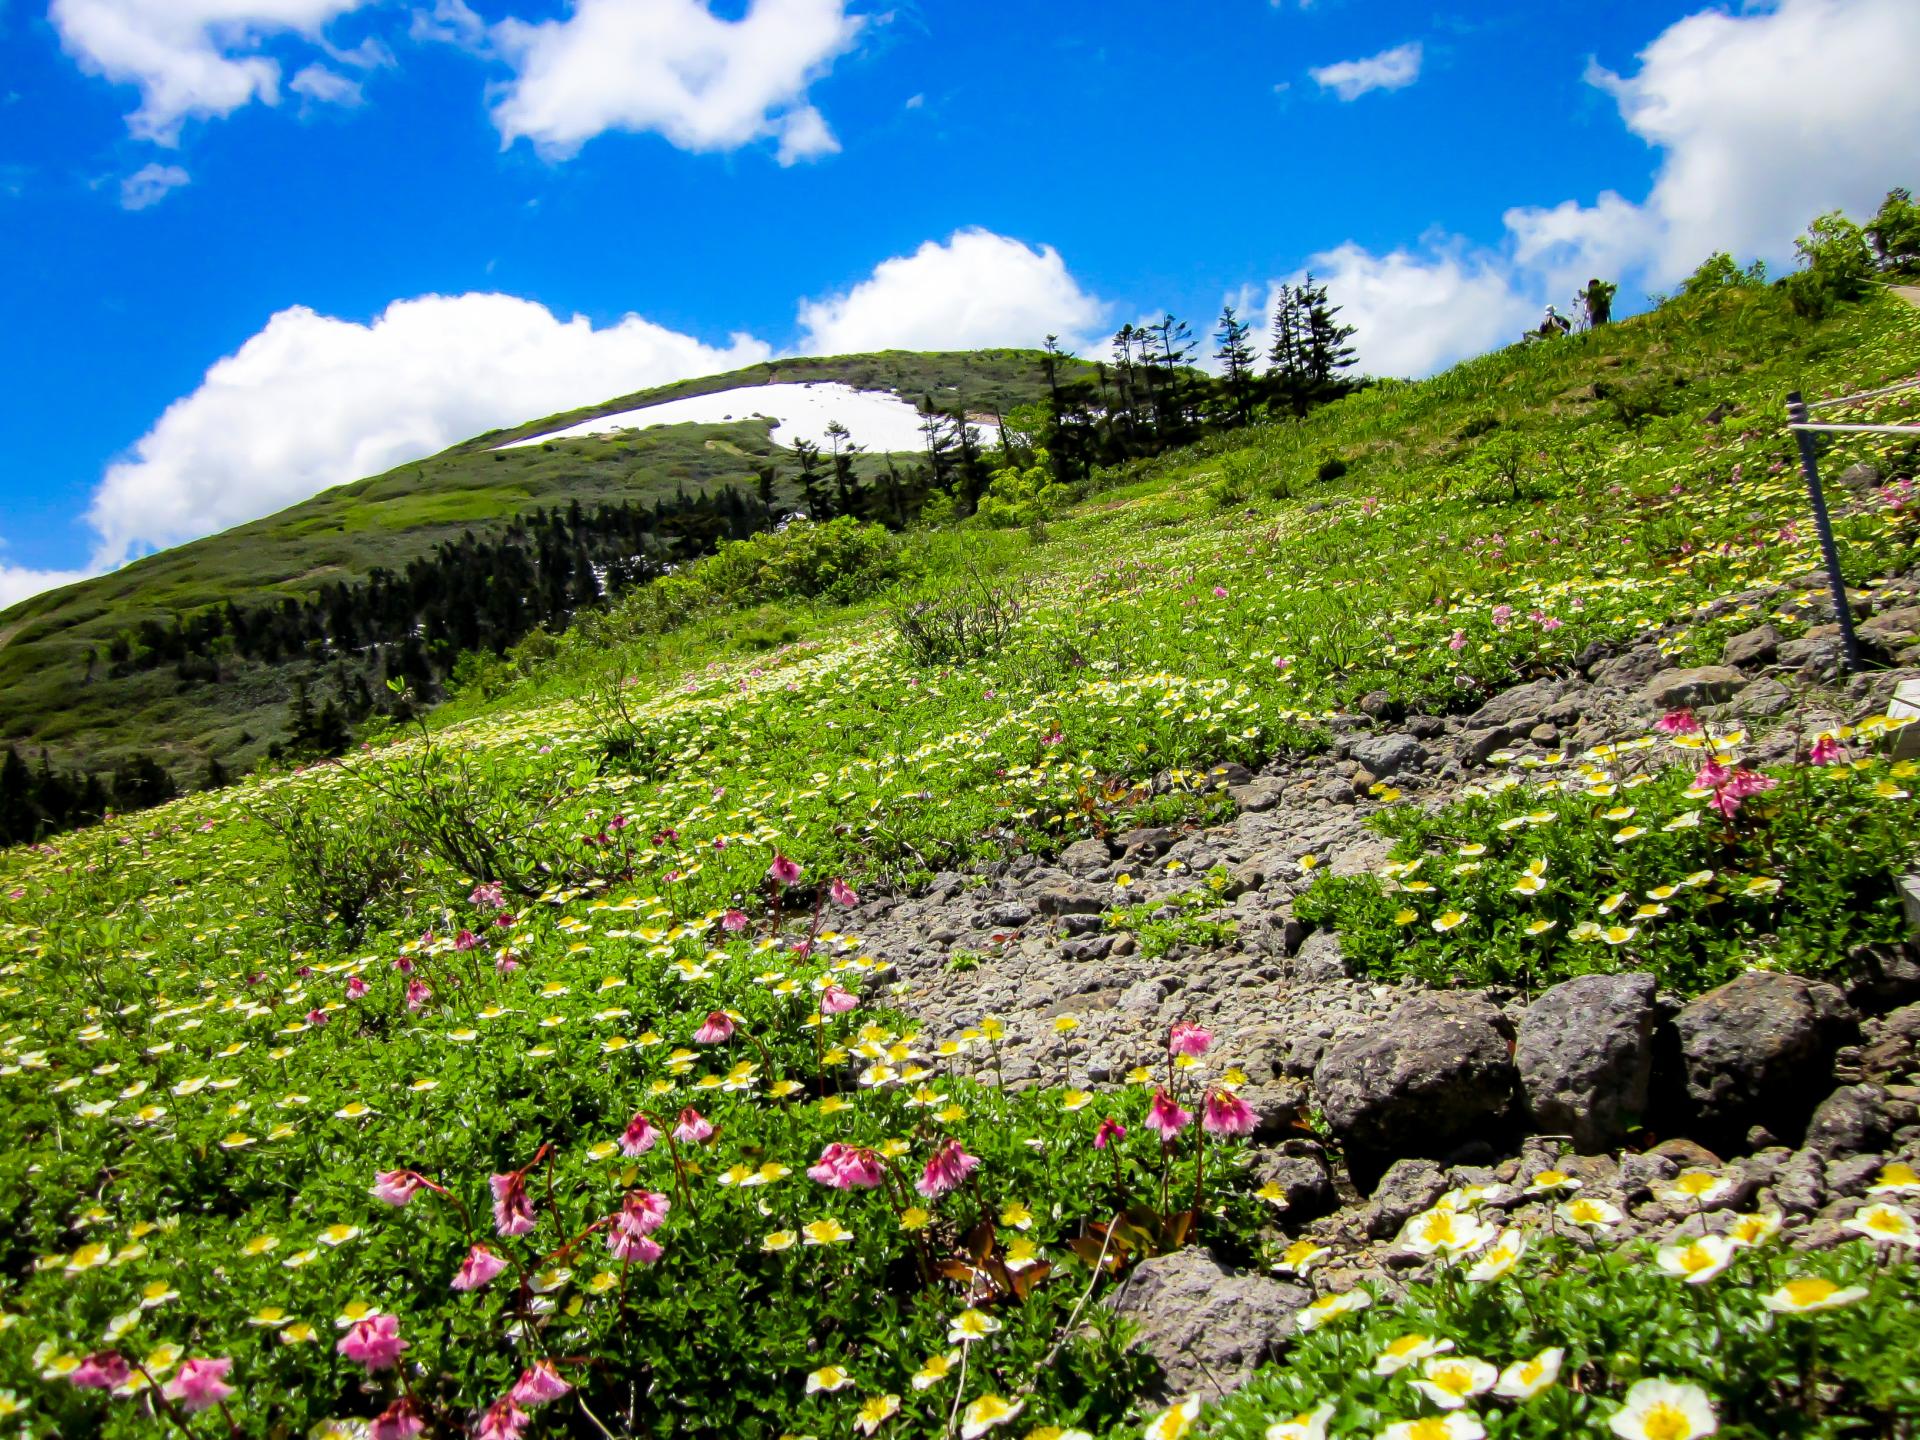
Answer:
[8, 4, 1920, 1440]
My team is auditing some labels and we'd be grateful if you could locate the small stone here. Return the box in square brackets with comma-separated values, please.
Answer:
[1350, 733, 1428, 779]
[1804, 1083, 1892, 1158]
[1645, 665, 1746, 709]
[1733, 676, 1794, 718]
[1722, 624, 1780, 668]
[1528, 723, 1560, 746]
[1106, 1248, 1311, 1400]
[1033, 883, 1105, 917]
[1467, 679, 1562, 730]
[1670, 972, 1857, 1147]
[1060, 838, 1115, 873]
[1253, 1144, 1336, 1220]
[1313, 992, 1517, 1188]
[1362, 1158, 1449, 1238]
[1228, 781, 1284, 814]
[1515, 973, 1658, 1153]
[1114, 827, 1178, 857]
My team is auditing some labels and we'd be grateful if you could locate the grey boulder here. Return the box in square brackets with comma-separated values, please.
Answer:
[1515, 973, 1659, 1152]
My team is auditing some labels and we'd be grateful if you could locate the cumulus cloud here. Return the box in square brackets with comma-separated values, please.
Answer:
[86, 294, 772, 567]
[119, 161, 189, 210]
[488, 0, 863, 162]
[797, 227, 1108, 357]
[1309, 41, 1422, 101]
[1576, 0, 1920, 285]
[49, 0, 376, 142]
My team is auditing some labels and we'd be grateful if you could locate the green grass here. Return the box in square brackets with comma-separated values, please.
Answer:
[0, 287, 1917, 1439]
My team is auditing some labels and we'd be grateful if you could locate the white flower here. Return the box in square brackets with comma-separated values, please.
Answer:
[1409, 1356, 1498, 1410]
[1372, 1334, 1452, 1376]
[1377, 1415, 1484, 1440]
[1654, 1235, 1737, 1284]
[1608, 1379, 1717, 1440]
[961, 1394, 1024, 1440]
[1494, 1347, 1564, 1400]
[1294, 1289, 1370, 1332]
[1264, 1403, 1334, 1440]
[1763, 1276, 1870, 1313]
[1844, 1202, 1919, 1247]
[1144, 1396, 1199, 1440]
[1465, 1228, 1529, 1282]
[1398, 1206, 1496, 1258]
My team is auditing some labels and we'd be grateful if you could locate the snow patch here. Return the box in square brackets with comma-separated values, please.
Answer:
[497, 381, 996, 455]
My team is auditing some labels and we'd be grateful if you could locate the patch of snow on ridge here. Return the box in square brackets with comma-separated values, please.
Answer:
[496, 381, 998, 454]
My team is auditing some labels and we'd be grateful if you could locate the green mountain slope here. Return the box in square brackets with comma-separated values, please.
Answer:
[0, 349, 1066, 779]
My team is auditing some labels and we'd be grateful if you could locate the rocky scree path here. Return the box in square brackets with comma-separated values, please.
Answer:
[850, 565, 1920, 1399]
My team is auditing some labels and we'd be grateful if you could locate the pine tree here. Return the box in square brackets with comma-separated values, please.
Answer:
[1214, 305, 1258, 429]
[1296, 274, 1358, 404]
[1266, 283, 1309, 418]
[824, 421, 865, 518]
[1146, 313, 1197, 446]
[792, 440, 831, 518]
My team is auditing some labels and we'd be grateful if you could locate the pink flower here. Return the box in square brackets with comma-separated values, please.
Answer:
[1202, 1088, 1256, 1137]
[370, 1397, 426, 1440]
[392, 954, 414, 974]
[162, 1357, 234, 1413]
[1809, 735, 1845, 765]
[608, 1229, 664, 1265]
[618, 1189, 671, 1237]
[1693, 760, 1732, 791]
[1145, 1089, 1192, 1140]
[1213, 586, 1228, 598]
[490, 1171, 536, 1237]
[619, 1111, 659, 1157]
[1656, 709, 1702, 736]
[1168, 1022, 1213, 1058]
[1491, 604, 1513, 627]
[454, 929, 481, 952]
[337, 1314, 408, 1373]
[1448, 629, 1466, 651]
[305, 1008, 329, 1027]
[673, 1107, 714, 1144]
[1273, 657, 1291, 672]
[451, 1245, 507, 1292]
[494, 952, 520, 976]
[371, 1169, 426, 1207]
[1094, 1117, 1127, 1150]
[721, 908, 749, 932]
[1540, 616, 1564, 631]
[810, 1142, 887, 1190]
[830, 877, 860, 908]
[768, 853, 803, 887]
[818, 983, 859, 1015]
[404, 978, 432, 1012]
[476, 1397, 529, 1440]
[469, 881, 506, 909]
[345, 975, 369, 1000]
[70, 1352, 130, 1390]
[915, 1139, 981, 1199]
[693, 1010, 735, 1044]
[510, 1361, 572, 1408]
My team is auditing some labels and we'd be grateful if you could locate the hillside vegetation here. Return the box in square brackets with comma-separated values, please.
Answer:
[0, 350, 1068, 790]
[3, 278, 1920, 1440]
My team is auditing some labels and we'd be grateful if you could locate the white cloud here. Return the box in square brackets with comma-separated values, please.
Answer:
[797, 227, 1107, 356]
[0, 561, 98, 612]
[1309, 41, 1422, 101]
[119, 161, 189, 210]
[85, 294, 772, 567]
[489, 0, 864, 162]
[289, 61, 362, 105]
[409, 0, 486, 49]
[48, 0, 376, 142]
[1580, 0, 1920, 284]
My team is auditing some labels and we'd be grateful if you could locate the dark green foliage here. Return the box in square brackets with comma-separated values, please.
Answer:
[890, 571, 1024, 667]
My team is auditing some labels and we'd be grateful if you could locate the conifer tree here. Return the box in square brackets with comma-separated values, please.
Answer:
[1296, 273, 1358, 404]
[1266, 283, 1309, 418]
[1214, 305, 1258, 429]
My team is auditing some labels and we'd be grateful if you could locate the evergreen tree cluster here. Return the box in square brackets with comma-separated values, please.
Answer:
[1040, 278, 1360, 482]
[113, 488, 776, 690]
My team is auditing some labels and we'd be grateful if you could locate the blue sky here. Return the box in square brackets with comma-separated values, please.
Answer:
[2, 0, 1917, 602]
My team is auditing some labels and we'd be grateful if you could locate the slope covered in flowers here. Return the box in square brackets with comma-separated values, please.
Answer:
[1, 285, 1918, 1439]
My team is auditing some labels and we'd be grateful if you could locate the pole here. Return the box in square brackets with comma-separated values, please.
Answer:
[1785, 391, 1862, 673]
